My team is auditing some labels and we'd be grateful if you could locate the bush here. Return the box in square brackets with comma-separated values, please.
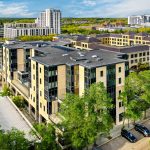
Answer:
[0, 84, 12, 96]
[12, 96, 25, 108]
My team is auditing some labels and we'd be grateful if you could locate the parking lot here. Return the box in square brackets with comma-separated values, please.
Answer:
[100, 120, 150, 150]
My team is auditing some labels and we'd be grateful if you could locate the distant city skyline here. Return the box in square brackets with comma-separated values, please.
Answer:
[0, 0, 149, 18]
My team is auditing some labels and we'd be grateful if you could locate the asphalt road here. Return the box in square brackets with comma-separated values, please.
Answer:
[100, 120, 150, 150]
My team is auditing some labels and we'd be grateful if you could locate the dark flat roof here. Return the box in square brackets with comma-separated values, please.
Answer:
[89, 44, 149, 53]
[31, 48, 127, 68]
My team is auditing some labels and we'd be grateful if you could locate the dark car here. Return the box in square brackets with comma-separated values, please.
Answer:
[135, 124, 150, 137]
[121, 129, 137, 143]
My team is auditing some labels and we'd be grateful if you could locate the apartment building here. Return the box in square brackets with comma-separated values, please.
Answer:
[2, 40, 128, 125]
[4, 8, 61, 38]
[128, 15, 150, 25]
[71, 35, 150, 70]
[96, 32, 150, 47]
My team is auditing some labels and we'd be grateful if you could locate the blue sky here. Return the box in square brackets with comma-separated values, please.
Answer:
[0, 0, 149, 18]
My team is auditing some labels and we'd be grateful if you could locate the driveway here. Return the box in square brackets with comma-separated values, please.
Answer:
[0, 96, 36, 141]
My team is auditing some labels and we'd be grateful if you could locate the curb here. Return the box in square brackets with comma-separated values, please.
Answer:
[6, 96, 41, 140]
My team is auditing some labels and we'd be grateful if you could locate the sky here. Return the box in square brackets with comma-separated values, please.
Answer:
[0, 0, 149, 18]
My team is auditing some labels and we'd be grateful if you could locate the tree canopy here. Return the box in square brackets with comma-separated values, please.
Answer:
[60, 82, 113, 149]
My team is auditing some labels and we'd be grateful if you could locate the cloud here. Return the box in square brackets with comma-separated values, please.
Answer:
[68, 0, 150, 17]
[82, 0, 97, 6]
[0, 1, 34, 17]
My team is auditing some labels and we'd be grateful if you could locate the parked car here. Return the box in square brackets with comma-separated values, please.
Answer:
[135, 124, 150, 137]
[121, 129, 137, 143]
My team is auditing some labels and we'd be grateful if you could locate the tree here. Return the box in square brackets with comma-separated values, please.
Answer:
[60, 82, 113, 149]
[0, 84, 12, 97]
[119, 71, 150, 127]
[33, 123, 60, 150]
[12, 95, 25, 108]
[0, 127, 30, 150]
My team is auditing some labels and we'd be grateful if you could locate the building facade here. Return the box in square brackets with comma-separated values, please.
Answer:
[70, 35, 150, 70]
[128, 15, 150, 25]
[4, 8, 61, 39]
[2, 40, 128, 125]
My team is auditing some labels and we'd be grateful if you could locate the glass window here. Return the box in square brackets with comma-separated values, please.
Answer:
[100, 71, 103, 77]
[119, 102, 122, 107]
[119, 78, 122, 84]
[119, 113, 123, 122]
[119, 67, 121, 73]
[131, 54, 134, 58]
[139, 53, 142, 57]
[131, 60, 134, 64]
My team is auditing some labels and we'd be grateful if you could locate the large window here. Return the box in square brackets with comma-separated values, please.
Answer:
[44, 66, 57, 101]
[84, 68, 96, 89]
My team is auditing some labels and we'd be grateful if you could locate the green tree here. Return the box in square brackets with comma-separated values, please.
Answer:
[33, 123, 60, 150]
[12, 95, 25, 108]
[0, 84, 12, 96]
[119, 71, 150, 127]
[0, 127, 30, 150]
[60, 82, 113, 149]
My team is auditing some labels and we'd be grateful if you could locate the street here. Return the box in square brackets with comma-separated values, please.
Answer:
[100, 120, 150, 150]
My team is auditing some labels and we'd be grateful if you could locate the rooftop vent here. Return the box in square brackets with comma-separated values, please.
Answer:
[36, 44, 41, 47]
[78, 52, 85, 57]
[92, 55, 98, 58]
[62, 54, 68, 56]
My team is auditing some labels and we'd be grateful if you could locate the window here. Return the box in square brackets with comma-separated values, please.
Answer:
[100, 71, 103, 77]
[33, 97, 35, 102]
[139, 53, 142, 57]
[40, 78, 42, 84]
[119, 78, 122, 84]
[119, 113, 123, 122]
[131, 54, 134, 58]
[135, 54, 137, 57]
[33, 64, 35, 69]
[119, 102, 122, 108]
[119, 90, 121, 95]
[40, 67, 41, 73]
[143, 58, 145, 62]
[119, 67, 121, 73]
[33, 74, 35, 80]
[40, 91, 42, 96]
[43, 106, 45, 111]
[131, 60, 134, 64]
[34, 86, 35, 91]
[40, 102, 42, 108]
[143, 52, 146, 56]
